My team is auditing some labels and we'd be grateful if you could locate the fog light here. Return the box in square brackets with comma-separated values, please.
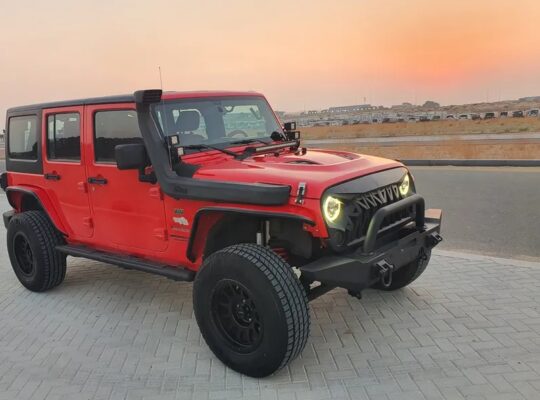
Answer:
[323, 196, 342, 223]
[399, 174, 410, 196]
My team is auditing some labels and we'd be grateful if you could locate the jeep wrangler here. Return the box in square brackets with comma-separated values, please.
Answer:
[1, 90, 442, 377]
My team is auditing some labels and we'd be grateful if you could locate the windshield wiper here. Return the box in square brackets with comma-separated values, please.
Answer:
[182, 144, 239, 157]
[229, 138, 271, 145]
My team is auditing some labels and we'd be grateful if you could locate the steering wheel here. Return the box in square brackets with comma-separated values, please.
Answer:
[226, 130, 248, 138]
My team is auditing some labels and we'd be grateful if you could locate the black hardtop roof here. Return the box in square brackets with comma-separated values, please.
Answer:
[6, 90, 264, 114]
[7, 94, 135, 114]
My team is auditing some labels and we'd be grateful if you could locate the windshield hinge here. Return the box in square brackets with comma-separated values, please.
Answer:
[296, 182, 307, 204]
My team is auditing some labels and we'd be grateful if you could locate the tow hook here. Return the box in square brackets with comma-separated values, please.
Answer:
[427, 233, 443, 248]
[376, 260, 394, 288]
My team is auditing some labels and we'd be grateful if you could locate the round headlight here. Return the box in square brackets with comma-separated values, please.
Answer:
[323, 196, 342, 223]
[399, 174, 410, 196]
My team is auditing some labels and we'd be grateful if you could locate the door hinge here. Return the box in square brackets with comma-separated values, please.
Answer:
[153, 228, 168, 241]
[149, 187, 163, 200]
[77, 182, 88, 193]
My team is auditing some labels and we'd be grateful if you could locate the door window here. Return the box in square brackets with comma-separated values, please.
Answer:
[94, 110, 142, 162]
[47, 113, 80, 160]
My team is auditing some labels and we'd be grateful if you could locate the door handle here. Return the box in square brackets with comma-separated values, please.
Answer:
[87, 176, 108, 185]
[44, 173, 61, 181]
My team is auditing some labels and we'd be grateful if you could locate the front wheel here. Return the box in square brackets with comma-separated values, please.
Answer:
[193, 243, 310, 377]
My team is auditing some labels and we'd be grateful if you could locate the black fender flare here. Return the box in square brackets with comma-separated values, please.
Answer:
[5, 186, 68, 234]
[186, 207, 315, 262]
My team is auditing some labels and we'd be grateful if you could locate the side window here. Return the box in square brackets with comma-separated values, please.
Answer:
[8, 115, 38, 160]
[94, 110, 142, 162]
[222, 105, 266, 138]
[47, 113, 80, 160]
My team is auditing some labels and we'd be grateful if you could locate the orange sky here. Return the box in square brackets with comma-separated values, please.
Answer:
[1, 0, 540, 123]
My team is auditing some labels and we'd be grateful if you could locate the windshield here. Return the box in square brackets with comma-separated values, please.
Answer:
[152, 96, 283, 148]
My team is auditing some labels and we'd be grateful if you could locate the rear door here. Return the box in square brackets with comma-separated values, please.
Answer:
[83, 104, 168, 253]
[42, 107, 93, 238]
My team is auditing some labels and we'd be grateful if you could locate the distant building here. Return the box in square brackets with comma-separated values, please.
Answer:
[328, 104, 373, 113]
[422, 100, 440, 108]
[518, 96, 540, 102]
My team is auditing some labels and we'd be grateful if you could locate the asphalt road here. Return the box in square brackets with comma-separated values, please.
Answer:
[0, 160, 538, 260]
[411, 166, 540, 261]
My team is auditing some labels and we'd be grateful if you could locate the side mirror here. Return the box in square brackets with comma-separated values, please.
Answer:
[115, 143, 148, 170]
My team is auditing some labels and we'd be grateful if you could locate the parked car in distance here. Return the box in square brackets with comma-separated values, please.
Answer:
[431, 115, 441, 121]
[527, 109, 539, 117]
[470, 113, 481, 120]
[483, 112, 496, 119]
[499, 111, 509, 118]
[459, 114, 469, 120]
[512, 110, 525, 118]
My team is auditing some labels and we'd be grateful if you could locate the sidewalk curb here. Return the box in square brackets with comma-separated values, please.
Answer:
[434, 249, 540, 268]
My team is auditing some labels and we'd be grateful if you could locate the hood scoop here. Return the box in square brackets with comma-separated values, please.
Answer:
[286, 160, 320, 165]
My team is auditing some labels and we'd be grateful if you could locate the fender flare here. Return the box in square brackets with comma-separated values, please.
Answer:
[5, 186, 68, 235]
[186, 207, 315, 262]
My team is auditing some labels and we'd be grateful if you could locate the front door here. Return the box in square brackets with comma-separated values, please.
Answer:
[42, 106, 93, 238]
[83, 104, 168, 254]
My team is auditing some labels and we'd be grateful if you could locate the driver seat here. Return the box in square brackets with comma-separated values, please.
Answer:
[175, 111, 205, 145]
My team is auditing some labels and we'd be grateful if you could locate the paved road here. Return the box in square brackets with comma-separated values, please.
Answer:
[411, 166, 540, 261]
[1, 243, 540, 399]
[0, 161, 538, 260]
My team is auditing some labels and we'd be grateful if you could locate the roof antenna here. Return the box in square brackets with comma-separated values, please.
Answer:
[158, 66, 164, 92]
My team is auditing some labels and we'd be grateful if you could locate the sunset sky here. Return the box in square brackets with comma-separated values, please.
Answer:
[1, 0, 540, 124]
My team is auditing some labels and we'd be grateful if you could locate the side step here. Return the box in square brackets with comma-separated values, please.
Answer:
[56, 245, 195, 282]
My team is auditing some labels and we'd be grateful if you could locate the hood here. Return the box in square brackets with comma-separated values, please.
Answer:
[189, 148, 404, 199]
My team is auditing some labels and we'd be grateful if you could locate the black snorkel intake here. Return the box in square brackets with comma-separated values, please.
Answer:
[133, 89, 291, 205]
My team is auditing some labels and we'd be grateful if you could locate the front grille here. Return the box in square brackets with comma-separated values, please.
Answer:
[343, 183, 414, 246]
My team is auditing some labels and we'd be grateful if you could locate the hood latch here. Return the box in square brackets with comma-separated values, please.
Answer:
[296, 182, 307, 204]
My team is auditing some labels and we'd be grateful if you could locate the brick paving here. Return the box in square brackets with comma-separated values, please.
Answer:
[1, 230, 540, 400]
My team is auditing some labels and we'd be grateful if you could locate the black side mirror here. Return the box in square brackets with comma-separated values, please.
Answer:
[115, 143, 148, 170]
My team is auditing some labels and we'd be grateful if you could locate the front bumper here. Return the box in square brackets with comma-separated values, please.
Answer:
[300, 194, 442, 293]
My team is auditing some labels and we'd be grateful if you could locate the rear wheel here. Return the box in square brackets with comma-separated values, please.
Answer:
[193, 243, 310, 377]
[373, 249, 431, 291]
[7, 211, 66, 292]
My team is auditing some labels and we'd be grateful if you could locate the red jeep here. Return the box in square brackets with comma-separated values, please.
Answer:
[1, 90, 442, 377]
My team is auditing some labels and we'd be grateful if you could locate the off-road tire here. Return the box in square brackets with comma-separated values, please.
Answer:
[373, 249, 431, 291]
[193, 243, 310, 377]
[7, 211, 66, 292]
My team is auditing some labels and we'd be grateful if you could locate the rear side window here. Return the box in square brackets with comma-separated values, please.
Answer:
[94, 110, 142, 162]
[47, 113, 80, 160]
[8, 115, 38, 160]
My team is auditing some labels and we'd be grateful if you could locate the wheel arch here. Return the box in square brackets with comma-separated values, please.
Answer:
[187, 207, 315, 263]
[5, 186, 68, 235]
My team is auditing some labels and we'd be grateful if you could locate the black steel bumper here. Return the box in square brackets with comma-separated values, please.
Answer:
[300, 194, 442, 292]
